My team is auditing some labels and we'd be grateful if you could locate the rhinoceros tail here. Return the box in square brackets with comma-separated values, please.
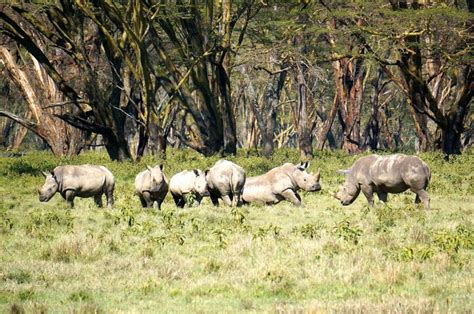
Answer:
[422, 162, 431, 190]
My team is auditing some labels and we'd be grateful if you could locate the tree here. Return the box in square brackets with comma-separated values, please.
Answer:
[0, 43, 85, 157]
[376, 0, 473, 155]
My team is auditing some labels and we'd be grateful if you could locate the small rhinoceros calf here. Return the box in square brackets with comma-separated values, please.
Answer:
[38, 165, 115, 208]
[332, 154, 431, 209]
[169, 169, 209, 208]
[242, 162, 321, 206]
[135, 165, 168, 209]
[206, 160, 246, 207]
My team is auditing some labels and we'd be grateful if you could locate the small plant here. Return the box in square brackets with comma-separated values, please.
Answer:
[389, 245, 435, 262]
[69, 289, 93, 302]
[161, 208, 184, 230]
[332, 218, 363, 245]
[373, 204, 398, 232]
[0, 210, 14, 234]
[432, 225, 474, 255]
[292, 223, 322, 239]
[24, 209, 73, 238]
[212, 228, 228, 248]
[253, 224, 282, 240]
[231, 207, 246, 226]
[6, 270, 31, 284]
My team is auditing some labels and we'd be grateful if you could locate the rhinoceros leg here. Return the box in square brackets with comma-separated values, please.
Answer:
[210, 195, 219, 206]
[94, 194, 103, 208]
[105, 188, 114, 208]
[361, 185, 374, 207]
[172, 193, 186, 208]
[232, 193, 242, 207]
[194, 195, 203, 207]
[280, 189, 302, 206]
[376, 191, 388, 203]
[414, 189, 430, 210]
[141, 191, 154, 208]
[64, 190, 75, 208]
[221, 195, 233, 207]
[156, 194, 166, 210]
[138, 194, 147, 208]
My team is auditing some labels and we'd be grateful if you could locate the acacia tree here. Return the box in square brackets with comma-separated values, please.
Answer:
[0, 3, 136, 160]
[148, 0, 261, 156]
[368, 0, 473, 155]
[0, 41, 85, 157]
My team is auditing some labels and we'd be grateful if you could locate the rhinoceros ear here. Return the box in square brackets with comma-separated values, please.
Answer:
[159, 164, 164, 171]
[336, 169, 351, 175]
[146, 165, 153, 172]
[297, 161, 310, 171]
[204, 169, 209, 177]
[42, 171, 51, 177]
[193, 169, 200, 176]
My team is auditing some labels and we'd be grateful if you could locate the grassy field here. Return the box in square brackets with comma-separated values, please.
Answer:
[0, 149, 473, 313]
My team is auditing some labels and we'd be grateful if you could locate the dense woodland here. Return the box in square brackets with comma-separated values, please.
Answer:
[0, 0, 472, 161]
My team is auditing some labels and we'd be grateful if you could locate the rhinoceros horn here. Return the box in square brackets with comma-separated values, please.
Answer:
[328, 190, 339, 199]
[336, 169, 351, 175]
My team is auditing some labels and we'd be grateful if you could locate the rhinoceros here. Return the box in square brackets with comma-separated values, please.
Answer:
[38, 165, 115, 208]
[135, 165, 168, 209]
[242, 162, 321, 206]
[205, 160, 246, 207]
[332, 154, 431, 209]
[169, 169, 209, 208]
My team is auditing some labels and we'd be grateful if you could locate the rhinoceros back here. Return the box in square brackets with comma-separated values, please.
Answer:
[54, 164, 114, 197]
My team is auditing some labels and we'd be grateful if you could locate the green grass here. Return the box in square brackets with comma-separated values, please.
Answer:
[0, 149, 473, 312]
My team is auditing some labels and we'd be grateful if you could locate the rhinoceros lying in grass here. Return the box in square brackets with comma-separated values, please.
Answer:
[242, 162, 321, 206]
[206, 160, 246, 207]
[38, 165, 115, 208]
[332, 154, 431, 210]
[169, 169, 209, 208]
[135, 165, 168, 209]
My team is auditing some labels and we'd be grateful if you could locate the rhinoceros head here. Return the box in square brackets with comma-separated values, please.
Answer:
[38, 171, 59, 202]
[193, 169, 209, 196]
[147, 165, 165, 193]
[334, 169, 360, 205]
[293, 162, 321, 192]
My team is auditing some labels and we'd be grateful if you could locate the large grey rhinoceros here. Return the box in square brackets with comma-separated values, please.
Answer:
[242, 162, 321, 206]
[205, 160, 246, 207]
[38, 165, 115, 208]
[332, 154, 431, 210]
[135, 165, 168, 209]
[169, 169, 209, 208]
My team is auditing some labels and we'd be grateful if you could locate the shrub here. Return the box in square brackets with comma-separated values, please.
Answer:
[332, 218, 363, 245]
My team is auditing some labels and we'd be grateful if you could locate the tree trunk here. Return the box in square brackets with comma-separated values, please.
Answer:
[316, 94, 339, 150]
[0, 46, 85, 157]
[10, 111, 31, 150]
[262, 65, 287, 157]
[295, 63, 314, 161]
[332, 57, 365, 154]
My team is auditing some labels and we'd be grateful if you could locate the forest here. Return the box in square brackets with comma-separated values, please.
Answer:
[0, 0, 472, 160]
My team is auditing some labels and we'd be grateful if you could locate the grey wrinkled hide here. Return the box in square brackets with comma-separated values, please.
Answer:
[135, 165, 169, 209]
[242, 162, 321, 206]
[38, 165, 115, 208]
[169, 169, 209, 208]
[205, 160, 246, 207]
[334, 154, 431, 210]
